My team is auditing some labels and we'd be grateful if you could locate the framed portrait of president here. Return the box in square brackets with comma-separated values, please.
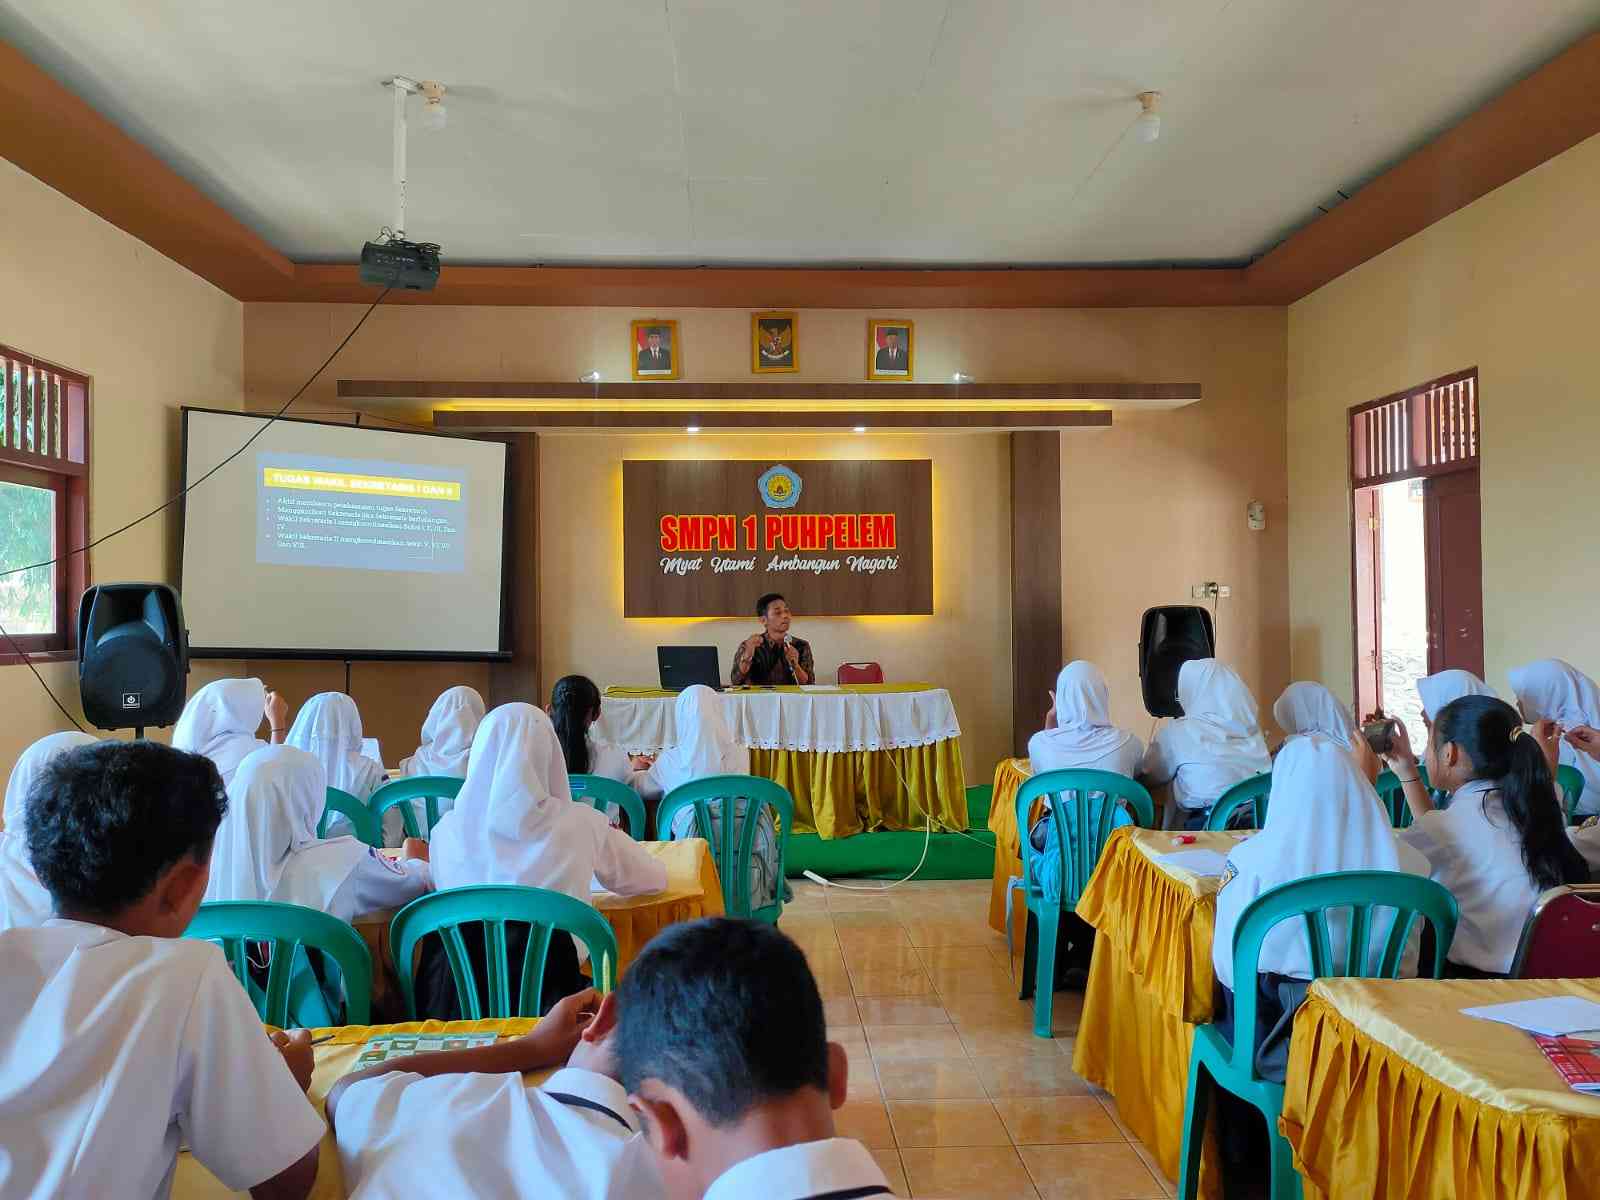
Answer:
[632, 319, 680, 381]
[866, 319, 914, 381]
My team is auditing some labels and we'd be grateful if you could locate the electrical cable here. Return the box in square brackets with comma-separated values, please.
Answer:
[0, 289, 392, 728]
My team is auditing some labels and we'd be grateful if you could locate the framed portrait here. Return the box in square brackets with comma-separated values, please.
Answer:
[752, 311, 798, 374]
[631, 318, 681, 381]
[866, 319, 914, 381]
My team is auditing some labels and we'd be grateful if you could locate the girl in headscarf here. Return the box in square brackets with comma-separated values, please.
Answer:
[398, 686, 485, 779]
[206, 745, 430, 922]
[1392, 694, 1588, 975]
[1272, 681, 1381, 780]
[421, 704, 666, 1018]
[172, 678, 284, 787]
[634, 686, 778, 911]
[286, 692, 387, 840]
[1, 732, 97, 930]
[1213, 735, 1430, 1082]
[1416, 669, 1496, 726]
[1509, 659, 1600, 817]
[1139, 659, 1271, 830]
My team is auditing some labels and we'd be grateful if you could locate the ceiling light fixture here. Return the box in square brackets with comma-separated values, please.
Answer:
[579, 370, 602, 383]
[1135, 91, 1161, 143]
[853, 426, 867, 434]
[686, 425, 701, 434]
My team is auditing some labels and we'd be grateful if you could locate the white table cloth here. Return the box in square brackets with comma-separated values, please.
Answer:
[594, 686, 962, 754]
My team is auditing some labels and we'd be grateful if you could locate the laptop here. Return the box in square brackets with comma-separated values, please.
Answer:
[657, 646, 723, 692]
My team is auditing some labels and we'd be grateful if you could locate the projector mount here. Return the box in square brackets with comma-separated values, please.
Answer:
[362, 75, 442, 290]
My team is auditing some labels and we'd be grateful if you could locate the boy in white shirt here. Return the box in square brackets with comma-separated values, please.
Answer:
[0, 739, 325, 1200]
[618, 918, 893, 1200]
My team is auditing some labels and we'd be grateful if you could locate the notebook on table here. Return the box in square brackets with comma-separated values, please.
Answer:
[353, 1032, 498, 1068]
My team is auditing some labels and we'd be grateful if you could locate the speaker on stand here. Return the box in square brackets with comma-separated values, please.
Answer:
[77, 583, 189, 735]
[1138, 605, 1216, 718]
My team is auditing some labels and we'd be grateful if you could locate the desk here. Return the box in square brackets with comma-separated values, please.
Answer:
[985, 756, 1033, 941]
[596, 684, 966, 838]
[173, 1018, 536, 1200]
[1283, 976, 1600, 1199]
[1073, 827, 1242, 1200]
[355, 840, 722, 1015]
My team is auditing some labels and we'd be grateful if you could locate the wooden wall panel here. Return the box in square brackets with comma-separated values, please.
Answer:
[489, 433, 540, 708]
[1010, 433, 1063, 757]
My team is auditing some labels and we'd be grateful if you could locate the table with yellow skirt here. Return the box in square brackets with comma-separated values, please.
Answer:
[357, 839, 722, 1017]
[1072, 826, 1245, 1200]
[596, 684, 967, 838]
[1282, 976, 1600, 1199]
[984, 756, 1033, 952]
[173, 1017, 538, 1199]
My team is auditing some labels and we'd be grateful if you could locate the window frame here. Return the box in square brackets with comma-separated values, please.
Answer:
[0, 345, 90, 664]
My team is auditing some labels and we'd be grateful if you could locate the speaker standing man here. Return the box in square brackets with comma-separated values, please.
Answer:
[731, 593, 814, 686]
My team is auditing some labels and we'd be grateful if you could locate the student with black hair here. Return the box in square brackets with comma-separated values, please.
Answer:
[1387, 694, 1589, 976]
[549, 674, 641, 784]
[617, 917, 892, 1200]
[0, 740, 323, 1200]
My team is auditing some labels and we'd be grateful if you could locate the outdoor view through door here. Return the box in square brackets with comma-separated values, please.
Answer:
[1350, 368, 1482, 746]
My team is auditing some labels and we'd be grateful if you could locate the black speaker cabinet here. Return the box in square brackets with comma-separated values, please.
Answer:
[1139, 605, 1216, 718]
[77, 583, 189, 731]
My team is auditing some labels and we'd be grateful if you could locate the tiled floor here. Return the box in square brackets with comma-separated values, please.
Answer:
[782, 877, 1176, 1199]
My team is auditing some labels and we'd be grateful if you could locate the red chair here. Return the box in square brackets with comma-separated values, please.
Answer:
[1510, 885, 1600, 978]
[836, 662, 884, 685]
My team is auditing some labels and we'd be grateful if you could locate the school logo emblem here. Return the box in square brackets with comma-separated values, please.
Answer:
[758, 464, 802, 510]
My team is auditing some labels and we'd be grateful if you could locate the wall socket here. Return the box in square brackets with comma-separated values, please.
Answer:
[1191, 582, 1232, 600]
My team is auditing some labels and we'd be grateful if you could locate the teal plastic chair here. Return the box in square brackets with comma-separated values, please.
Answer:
[569, 774, 649, 840]
[1373, 766, 1435, 829]
[1015, 769, 1155, 1038]
[318, 786, 382, 847]
[1559, 764, 1586, 824]
[390, 884, 620, 1019]
[186, 900, 373, 1026]
[659, 774, 794, 924]
[1205, 772, 1272, 831]
[370, 775, 465, 840]
[1176, 870, 1459, 1200]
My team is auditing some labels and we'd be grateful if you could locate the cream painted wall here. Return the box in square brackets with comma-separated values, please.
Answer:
[1287, 131, 1600, 704]
[538, 430, 1014, 783]
[0, 158, 243, 767]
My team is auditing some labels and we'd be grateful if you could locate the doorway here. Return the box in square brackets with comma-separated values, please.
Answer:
[1350, 369, 1483, 737]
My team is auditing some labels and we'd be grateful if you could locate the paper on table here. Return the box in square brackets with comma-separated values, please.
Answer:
[799, 684, 843, 692]
[1155, 848, 1232, 877]
[1461, 996, 1600, 1037]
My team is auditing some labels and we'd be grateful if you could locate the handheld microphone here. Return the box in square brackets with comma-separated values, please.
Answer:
[784, 632, 794, 646]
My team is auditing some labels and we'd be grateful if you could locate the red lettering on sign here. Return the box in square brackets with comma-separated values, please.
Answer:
[659, 515, 679, 552]
[764, 515, 782, 551]
[718, 514, 737, 550]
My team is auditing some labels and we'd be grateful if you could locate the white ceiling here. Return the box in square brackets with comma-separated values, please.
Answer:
[2, 1, 1595, 267]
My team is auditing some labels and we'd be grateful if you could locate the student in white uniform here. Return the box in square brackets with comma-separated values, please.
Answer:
[1139, 659, 1272, 830]
[419, 704, 667, 1018]
[325, 986, 658, 1199]
[394, 684, 485, 836]
[172, 677, 288, 787]
[636, 685, 779, 912]
[286, 691, 388, 840]
[206, 745, 431, 922]
[0, 739, 324, 1200]
[550, 675, 634, 784]
[1510, 658, 1600, 817]
[1565, 726, 1600, 874]
[1388, 694, 1588, 976]
[1, 731, 97, 931]
[1272, 681, 1382, 780]
[619, 918, 893, 1200]
[1416, 669, 1496, 726]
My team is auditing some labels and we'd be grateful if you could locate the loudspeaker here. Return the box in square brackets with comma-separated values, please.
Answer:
[77, 584, 189, 731]
[1139, 605, 1216, 718]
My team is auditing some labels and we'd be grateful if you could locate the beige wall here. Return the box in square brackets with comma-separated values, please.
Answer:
[0, 158, 243, 767]
[1287, 131, 1600, 703]
[245, 302, 1291, 780]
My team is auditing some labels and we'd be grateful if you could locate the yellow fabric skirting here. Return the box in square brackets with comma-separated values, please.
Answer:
[750, 739, 966, 839]
[599, 839, 726, 969]
[1283, 988, 1600, 1200]
[985, 757, 1033, 936]
[1074, 827, 1219, 1025]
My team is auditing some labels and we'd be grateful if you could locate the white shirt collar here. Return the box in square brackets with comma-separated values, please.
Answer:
[539, 1067, 641, 1134]
[704, 1138, 891, 1200]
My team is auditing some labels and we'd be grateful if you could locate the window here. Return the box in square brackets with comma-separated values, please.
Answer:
[0, 346, 89, 659]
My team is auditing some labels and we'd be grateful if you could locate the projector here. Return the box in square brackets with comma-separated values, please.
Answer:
[359, 237, 441, 291]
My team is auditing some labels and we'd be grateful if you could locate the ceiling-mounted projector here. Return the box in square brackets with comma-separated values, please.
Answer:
[359, 237, 441, 290]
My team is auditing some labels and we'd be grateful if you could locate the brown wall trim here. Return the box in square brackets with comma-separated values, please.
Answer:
[5, 33, 1598, 308]
[1010, 433, 1063, 757]
[342, 380, 1196, 403]
[433, 409, 1113, 431]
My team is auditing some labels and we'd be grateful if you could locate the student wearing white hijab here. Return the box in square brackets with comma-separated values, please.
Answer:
[398, 686, 486, 779]
[1, 731, 97, 931]
[171, 677, 285, 787]
[1272, 681, 1383, 781]
[421, 704, 666, 1018]
[1212, 735, 1430, 1081]
[1029, 662, 1144, 777]
[1509, 658, 1600, 817]
[1416, 669, 1496, 725]
[1390, 694, 1588, 975]
[635, 686, 780, 912]
[286, 691, 388, 841]
[206, 745, 431, 923]
[1139, 659, 1271, 830]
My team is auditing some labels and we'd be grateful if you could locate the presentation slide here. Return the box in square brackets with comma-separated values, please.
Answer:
[181, 409, 508, 656]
